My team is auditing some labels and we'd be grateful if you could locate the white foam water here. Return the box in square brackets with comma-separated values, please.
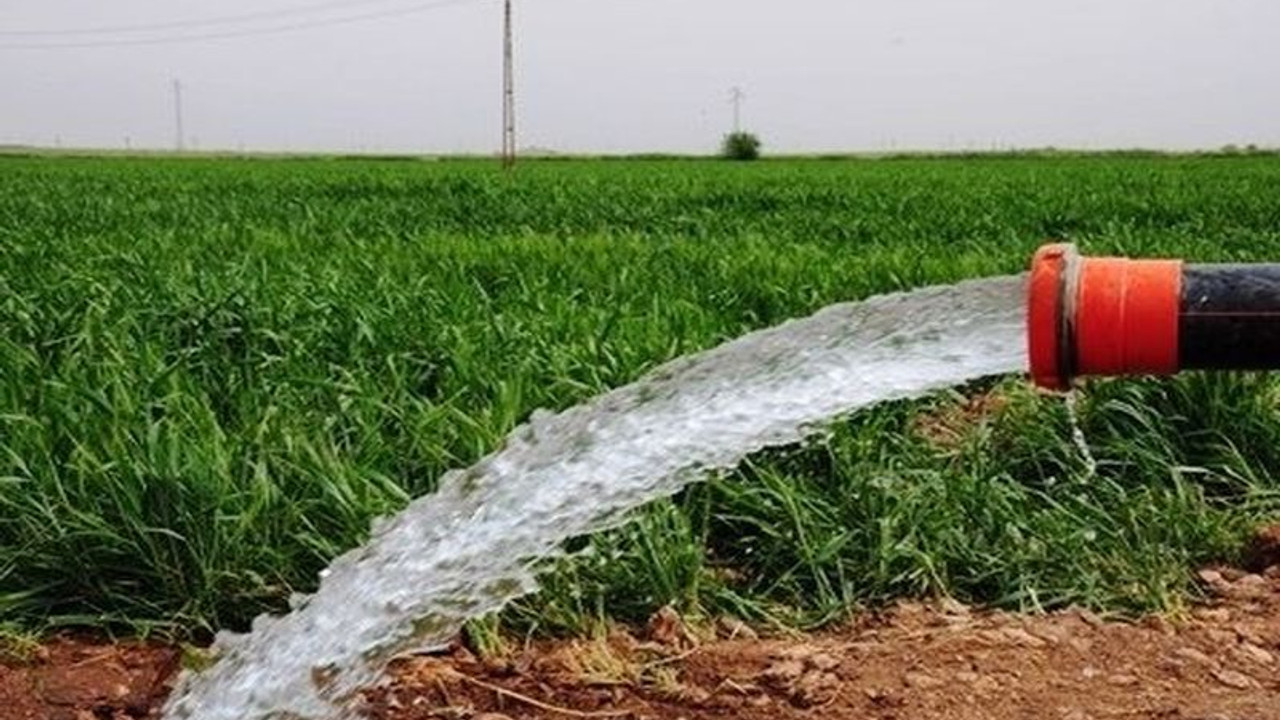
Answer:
[163, 275, 1029, 720]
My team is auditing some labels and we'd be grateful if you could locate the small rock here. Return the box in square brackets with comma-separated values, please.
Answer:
[904, 671, 945, 689]
[973, 676, 1003, 694]
[1233, 643, 1276, 666]
[1221, 574, 1270, 600]
[761, 658, 805, 687]
[1220, 567, 1247, 582]
[1031, 624, 1072, 645]
[955, 671, 980, 684]
[1206, 629, 1238, 646]
[776, 644, 840, 672]
[1068, 637, 1094, 653]
[1107, 674, 1139, 686]
[807, 653, 840, 672]
[1174, 647, 1219, 668]
[1076, 609, 1106, 629]
[1198, 569, 1225, 585]
[1236, 574, 1268, 589]
[1211, 669, 1259, 690]
[1002, 627, 1047, 648]
[1157, 657, 1188, 677]
[1233, 625, 1269, 646]
[1193, 608, 1233, 623]
[976, 629, 1007, 646]
[1081, 666, 1101, 680]
[791, 670, 839, 708]
[778, 643, 820, 661]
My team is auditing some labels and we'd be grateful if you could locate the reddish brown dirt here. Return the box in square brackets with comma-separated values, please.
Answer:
[4, 541, 1279, 720]
[0, 637, 179, 720]
[366, 567, 1280, 720]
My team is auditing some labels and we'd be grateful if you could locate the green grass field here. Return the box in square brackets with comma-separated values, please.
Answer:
[3, 154, 1280, 639]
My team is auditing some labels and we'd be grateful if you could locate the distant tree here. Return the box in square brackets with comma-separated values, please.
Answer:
[721, 132, 762, 161]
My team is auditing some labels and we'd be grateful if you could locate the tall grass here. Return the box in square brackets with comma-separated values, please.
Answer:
[1, 155, 1279, 637]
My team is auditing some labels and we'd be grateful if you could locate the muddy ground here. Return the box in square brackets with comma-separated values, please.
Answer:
[4, 529, 1279, 720]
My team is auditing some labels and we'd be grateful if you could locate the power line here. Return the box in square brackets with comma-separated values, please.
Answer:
[729, 86, 745, 134]
[173, 79, 185, 152]
[0, 0, 482, 50]
[0, 0, 422, 36]
[501, 0, 516, 169]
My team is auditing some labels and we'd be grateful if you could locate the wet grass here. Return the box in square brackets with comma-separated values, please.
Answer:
[2, 154, 1280, 637]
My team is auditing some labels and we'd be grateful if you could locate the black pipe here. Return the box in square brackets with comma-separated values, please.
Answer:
[1181, 265, 1280, 370]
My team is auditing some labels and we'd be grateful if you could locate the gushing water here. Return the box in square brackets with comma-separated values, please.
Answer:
[1064, 390, 1100, 479]
[164, 275, 1028, 720]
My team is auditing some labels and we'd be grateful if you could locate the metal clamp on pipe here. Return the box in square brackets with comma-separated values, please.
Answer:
[1028, 243, 1280, 390]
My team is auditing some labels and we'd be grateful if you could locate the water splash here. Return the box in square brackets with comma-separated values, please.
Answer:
[164, 275, 1028, 720]
[1064, 390, 1099, 479]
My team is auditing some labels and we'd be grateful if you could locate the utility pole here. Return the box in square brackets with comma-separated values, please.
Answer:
[172, 79, 185, 152]
[729, 87, 745, 134]
[501, 0, 516, 169]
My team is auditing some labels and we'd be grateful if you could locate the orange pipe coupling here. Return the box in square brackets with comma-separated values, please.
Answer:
[1028, 243, 1182, 390]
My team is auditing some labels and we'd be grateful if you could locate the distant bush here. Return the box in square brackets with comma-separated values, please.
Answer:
[721, 132, 762, 161]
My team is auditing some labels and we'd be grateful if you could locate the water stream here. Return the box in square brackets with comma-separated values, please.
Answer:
[164, 274, 1028, 720]
[1065, 390, 1100, 479]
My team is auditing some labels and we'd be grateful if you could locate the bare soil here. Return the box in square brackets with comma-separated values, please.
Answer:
[4, 544, 1279, 720]
[0, 638, 178, 720]
[367, 566, 1280, 720]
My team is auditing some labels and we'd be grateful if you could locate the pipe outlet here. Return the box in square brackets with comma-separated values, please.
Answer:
[1026, 243, 1280, 389]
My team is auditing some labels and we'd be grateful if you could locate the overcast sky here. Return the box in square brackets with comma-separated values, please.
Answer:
[1, 0, 1276, 154]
